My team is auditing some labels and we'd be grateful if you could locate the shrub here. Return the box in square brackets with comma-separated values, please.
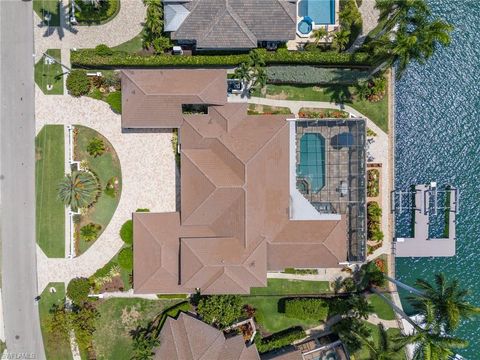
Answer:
[80, 223, 102, 242]
[70, 48, 371, 68]
[196, 295, 243, 329]
[118, 247, 133, 270]
[67, 277, 91, 304]
[66, 70, 90, 97]
[152, 36, 172, 54]
[87, 137, 106, 157]
[283, 268, 319, 275]
[91, 260, 118, 280]
[120, 220, 133, 245]
[135, 208, 150, 212]
[254, 327, 306, 353]
[267, 66, 369, 85]
[103, 71, 121, 90]
[367, 169, 380, 197]
[106, 91, 121, 113]
[104, 176, 119, 198]
[95, 44, 113, 56]
[284, 298, 329, 321]
[367, 201, 384, 242]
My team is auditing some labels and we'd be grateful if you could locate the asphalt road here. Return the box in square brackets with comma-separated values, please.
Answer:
[0, 1, 46, 359]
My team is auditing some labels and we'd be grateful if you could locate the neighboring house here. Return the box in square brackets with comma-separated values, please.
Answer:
[156, 312, 260, 359]
[163, 0, 297, 50]
[121, 69, 366, 295]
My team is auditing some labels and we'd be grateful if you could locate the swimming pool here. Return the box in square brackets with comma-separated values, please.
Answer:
[297, 133, 326, 193]
[298, 0, 336, 25]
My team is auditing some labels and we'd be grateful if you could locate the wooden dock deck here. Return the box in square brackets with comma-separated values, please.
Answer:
[394, 184, 457, 257]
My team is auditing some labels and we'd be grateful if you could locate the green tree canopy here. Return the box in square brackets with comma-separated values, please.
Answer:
[196, 295, 243, 329]
[67, 277, 91, 304]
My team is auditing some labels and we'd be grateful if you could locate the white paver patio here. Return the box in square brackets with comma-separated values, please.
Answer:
[34, 0, 145, 61]
[35, 89, 176, 292]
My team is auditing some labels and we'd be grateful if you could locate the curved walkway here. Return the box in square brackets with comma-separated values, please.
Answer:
[34, 0, 145, 61]
[35, 89, 176, 292]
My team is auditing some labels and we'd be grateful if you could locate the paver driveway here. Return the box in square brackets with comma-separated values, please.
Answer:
[35, 90, 176, 292]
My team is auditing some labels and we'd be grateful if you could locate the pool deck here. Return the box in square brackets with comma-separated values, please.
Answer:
[394, 184, 457, 257]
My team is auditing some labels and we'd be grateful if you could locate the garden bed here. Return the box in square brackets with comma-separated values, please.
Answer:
[34, 49, 64, 95]
[367, 201, 383, 243]
[247, 104, 291, 115]
[35, 125, 66, 258]
[74, 0, 120, 25]
[86, 70, 122, 113]
[250, 279, 330, 296]
[367, 168, 380, 197]
[298, 107, 350, 119]
[73, 125, 122, 255]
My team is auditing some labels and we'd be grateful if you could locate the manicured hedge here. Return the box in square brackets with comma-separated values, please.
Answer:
[254, 326, 306, 354]
[120, 220, 133, 245]
[284, 298, 329, 321]
[70, 49, 371, 69]
[267, 66, 370, 85]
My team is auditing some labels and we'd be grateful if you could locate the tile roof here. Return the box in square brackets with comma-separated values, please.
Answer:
[121, 69, 227, 128]
[170, 0, 296, 49]
[155, 312, 260, 360]
[128, 69, 348, 295]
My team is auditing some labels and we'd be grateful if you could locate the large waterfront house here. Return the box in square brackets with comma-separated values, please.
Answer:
[163, 0, 339, 50]
[121, 68, 366, 295]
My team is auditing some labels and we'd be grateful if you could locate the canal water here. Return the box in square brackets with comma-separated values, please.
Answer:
[394, 0, 480, 357]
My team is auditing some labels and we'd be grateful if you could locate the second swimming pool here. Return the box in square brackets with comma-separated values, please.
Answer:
[298, 0, 336, 25]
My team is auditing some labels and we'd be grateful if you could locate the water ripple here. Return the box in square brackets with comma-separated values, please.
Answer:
[395, 0, 480, 357]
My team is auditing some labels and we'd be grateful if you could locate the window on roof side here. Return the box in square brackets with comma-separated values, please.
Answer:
[181, 104, 208, 115]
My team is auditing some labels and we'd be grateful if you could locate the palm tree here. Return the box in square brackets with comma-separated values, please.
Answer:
[398, 302, 468, 360]
[375, 0, 430, 35]
[87, 137, 105, 157]
[332, 29, 351, 52]
[311, 28, 328, 46]
[57, 171, 99, 211]
[80, 223, 101, 242]
[358, 323, 403, 360]
[408, 274, 480, 332]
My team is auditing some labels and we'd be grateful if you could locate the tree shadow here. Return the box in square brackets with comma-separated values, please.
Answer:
[322, 84, 354, 106]
[37, 2, 78, 40]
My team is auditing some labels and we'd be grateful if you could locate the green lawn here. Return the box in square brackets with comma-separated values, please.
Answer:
[354, 321, 405, 360]
[255, 83, 388, 133]
[112, 33, 144, 53]
[250, 279, 330, 295]
[39, 283, 73, 360]
[33, 0, 60, 26]
[242, 296, 321, 334]
[36, 125, 65, 258]
[92, 298, 186, 360]
[34, 49, 64, 95]
[369, 294, 396, 320]
[74, 125, 122, 254]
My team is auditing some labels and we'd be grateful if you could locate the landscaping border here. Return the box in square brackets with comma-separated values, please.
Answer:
[71, 49, 372, 69]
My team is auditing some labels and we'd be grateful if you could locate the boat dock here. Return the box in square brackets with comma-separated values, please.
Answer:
[392, 184, 458, 257]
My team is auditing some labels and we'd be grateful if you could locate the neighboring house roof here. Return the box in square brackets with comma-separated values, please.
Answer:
[121, 69, 227, 128]
[155, 312, 260, 360]
[127, 69, 348, 295]
[164, 3, 191, 32]
[169, 0, 296, 49]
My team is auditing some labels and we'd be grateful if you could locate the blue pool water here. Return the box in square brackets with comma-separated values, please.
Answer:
[298, 19, 313, 35]
[297, 133, 326, 193]
[394, 0, 480, 357]
[298, 0, 335, 25]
